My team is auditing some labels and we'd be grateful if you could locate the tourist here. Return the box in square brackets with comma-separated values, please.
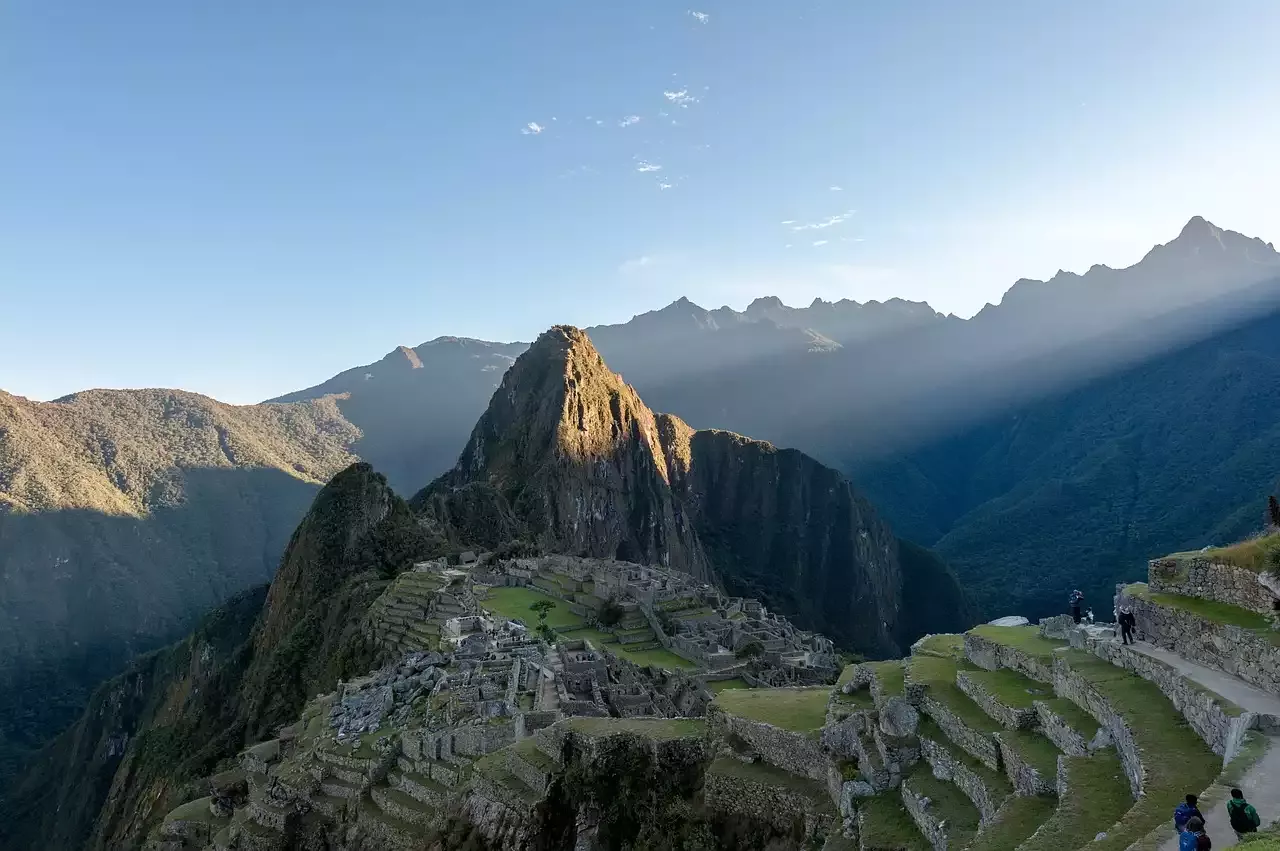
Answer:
[1175, 794, 1204, 833]
[1118, 606, 1137, 645]
[1069, 589, 1084, 624]
[1227, 788, 1261, 838]
[1182, 816, 1211, 850]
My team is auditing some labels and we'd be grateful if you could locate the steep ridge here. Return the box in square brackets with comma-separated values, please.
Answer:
[413, 325, 965, 656]
[0, 389, 358, 783]
[0, 462, 441, 851]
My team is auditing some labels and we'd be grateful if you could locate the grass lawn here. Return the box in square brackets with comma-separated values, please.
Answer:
[707, 677, 751, 693]
[565, 716, 705, 740]
[1124, 583, 1280, 645]
[164, 797, 225, 825]
[909, 655, 1002, 735]
[968, 625, 1066, 659]
[917, 718, 1012, 799]
[569, 627, 618, 646]
[968, 795, 1058, 851]
[482, 586, 584, 630]
[904, 768, 981, 849]
[708, 757, 833, 808]
[997, 729, 1062, 779]
[715, 686, 830, 733]
[858, 794, 931, 850]
[1195, 531, 1280, 573]
[914, 633, 965, 659]
[1057, 650, 1221, 850]
[1038, 696, 1101, 741]
[964, 667, 1053, 709]
[613, 644, 696, 670]
[833, 689, 878, 710]
[869, 660, 907, 698]
[836, 663, 860, 690]
[1019, 752, 1132, 851]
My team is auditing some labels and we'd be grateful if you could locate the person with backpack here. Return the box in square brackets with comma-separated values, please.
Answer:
[1227, 788, 1261, 838]
[1182, 816, 1211, 850]
[1175, 794, 1204, 833]
[1118, 606, 1137, 645]
[1070, 589, 1084, 624]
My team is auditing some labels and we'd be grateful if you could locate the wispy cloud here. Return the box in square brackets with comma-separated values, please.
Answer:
[812, 240, 829, 247]
[829, 185, 843, 192]
[689, 10, 710, 23]
[780, 220, 796, 225]
[658, 180, 675, 190]
[619, 115, 641, 128]
[664, 89, 699, 107]
[619, 255, 655, 275]
[521, 122, 545, 135]
[790, 210, 855, 231]
[636, 160, 663, 173]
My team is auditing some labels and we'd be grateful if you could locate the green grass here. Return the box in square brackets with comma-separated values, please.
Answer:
[569, 627, 618, 646]
[868, 660, 906, 697]
[611, 644, 696, 670]
[163, 796, 226, 825]
[1125, 583, 1280, 644]
[706, 757, 833, 809]
[482, 586, 584, 629]
[715, 687, 830, 733]
[917, 717, 1012, 799]
[564, 716, 705, 740]
[512, 737, 558, 773]
[909, 654, 1001, 734]
[964, 667, 1053, 709]
[1056, 650, 1221, 850]
[1195, 532, 1280, 574]
[967, 795, 1058, 851]
[833, 689, 877, 710]
[968, 625, 1066, 659]
[997, 729, 1062, 779]
[904, 767, 981, 848]
[914, 633, 965, 659]
[857, 794, 931, 851]
[1038, 696, 1101, 741]
[707, 677, 751, 694]
[1018, 752, 1133, 851]
[835, 663, 860, 690]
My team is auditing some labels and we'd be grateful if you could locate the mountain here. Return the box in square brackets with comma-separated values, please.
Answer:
[414, 325, 971, 655]
[0, 462, 437, 851]
[0, 389, 360, 784]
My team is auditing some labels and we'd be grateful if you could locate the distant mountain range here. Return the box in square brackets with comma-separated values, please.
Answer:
[3, 215, 1280, 793]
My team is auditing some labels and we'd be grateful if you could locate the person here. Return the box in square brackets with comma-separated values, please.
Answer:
[1182, 816, 1211, 850]
[1119, 606, 1137, 645]
[1175, 794, 1204, 833]
[1227, 788, 1261, 838]
[1070, 589, 1084, 624]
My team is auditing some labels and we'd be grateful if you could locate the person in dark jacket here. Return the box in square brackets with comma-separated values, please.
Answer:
[1227, 788, 1261, 838]
[1174, 794, 1204, 833]
[1070, 589, 1084, 624]
[1118, 606, 1137, 645]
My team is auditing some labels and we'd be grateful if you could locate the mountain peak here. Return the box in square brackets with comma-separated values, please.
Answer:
[746, 295, 786, 311]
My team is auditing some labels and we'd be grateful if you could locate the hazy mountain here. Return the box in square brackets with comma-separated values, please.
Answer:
[0, 389, 357, 782]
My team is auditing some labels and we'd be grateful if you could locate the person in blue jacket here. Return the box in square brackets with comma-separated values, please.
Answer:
[1174, 794, 1204, 833]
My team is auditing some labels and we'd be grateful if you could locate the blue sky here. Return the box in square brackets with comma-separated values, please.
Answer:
[4, 0, 1280, 403]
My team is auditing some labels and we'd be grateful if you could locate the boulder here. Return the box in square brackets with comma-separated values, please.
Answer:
[879, 696, 919, 738]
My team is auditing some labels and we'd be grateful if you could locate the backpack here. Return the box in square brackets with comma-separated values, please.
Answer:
[1197, 833, 1212, 851]
[1228, 799, 1259, 832]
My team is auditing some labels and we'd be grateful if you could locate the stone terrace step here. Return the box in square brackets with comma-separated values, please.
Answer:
[505, 738, 558, 796]
[388, 769, 448, 804]
[1015, 752, 1132, 851]
[956, 667, 1050, 730]
[901, 766, 980, 851]
[320, 774, 363, 800]
[371, 784, 437, 827]
[916, 718, 1014, 824]
[907, 653, 1003, 771]
[967, 794, 1057, 851]
[994, 729, 1061, 796]
[856, 793, 932, 851]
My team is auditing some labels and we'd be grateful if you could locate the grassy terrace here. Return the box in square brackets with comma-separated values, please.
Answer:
[868, 660, 906, 698]
[1038, 696, 1101, 740]
[1056, 649, 1221, 850]
[835, 663, 860, 690]
[908, 654, 1001, 735]
[967, 795, 1057, 851]
[714, 687, 830, 734]
[706, 677, 751, 694]
[968, 625, 1066, 660]
[707, 757, 833, 809]
[914, 633, 965, 659]
[964, 667, 1053, 708]
[1124, 583, 1280, 646]
[164, 797, 226, 825]
[564, 716, 706, 740]
[916, 717, 1012, 799]
[858, 794, 931, 851]
[904, 767, 981, 849]
[1019, 752, 1133, 851]
[1189, 531, 1280, 573]
[482, 586, 586, 629]
[998, 729, 1062, 779]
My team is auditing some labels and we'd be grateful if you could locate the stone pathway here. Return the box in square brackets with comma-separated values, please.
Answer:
[1116, 640, 1280, 850]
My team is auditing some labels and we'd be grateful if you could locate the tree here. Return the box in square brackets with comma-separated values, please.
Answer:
[1268, 495, 1280, 529]
[529, 599, 557, 644]
[598, 597, 625, 627]
[735, 640, 764, 660]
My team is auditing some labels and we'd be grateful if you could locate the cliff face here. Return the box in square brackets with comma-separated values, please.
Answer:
[416, 326, 916, 657]
[0, 462, 438, 851]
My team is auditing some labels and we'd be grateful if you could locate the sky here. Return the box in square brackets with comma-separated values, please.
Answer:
[4, 1, 1280, 404]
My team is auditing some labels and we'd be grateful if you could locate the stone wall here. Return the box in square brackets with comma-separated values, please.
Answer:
[963, 634, 1054, 684]
[918, 735, 1005, 824]
[1049, 656, 1144, 797]
[955, 672, 1037, 730]
[1148, 557, 1280, 616]
[1033, 701, 1090, 756]
[702, 763, 835, 841]
[1120, 587, 1280, 695]
[900, 776, 953, 850]
[994, 733, 1055, 796]
[919, 696, 1000, 772]
[709, 708, 829, 782]
[1085, 634, 1252, 759]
